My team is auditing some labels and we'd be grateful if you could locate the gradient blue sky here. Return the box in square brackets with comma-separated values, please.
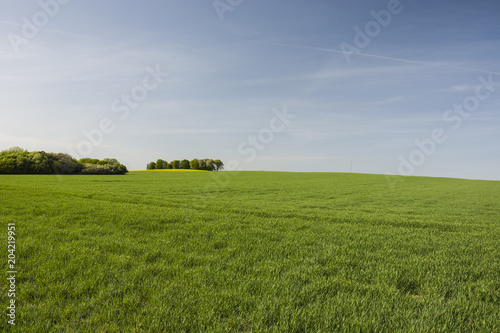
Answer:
[1, 0, 499, 179]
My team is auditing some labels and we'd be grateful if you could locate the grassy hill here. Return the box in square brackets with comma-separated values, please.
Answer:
[0, 172, 499, 332]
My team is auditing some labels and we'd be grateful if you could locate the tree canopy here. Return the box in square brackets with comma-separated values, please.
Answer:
[147, 158, 223, 171]
[0, 148, 128, 175]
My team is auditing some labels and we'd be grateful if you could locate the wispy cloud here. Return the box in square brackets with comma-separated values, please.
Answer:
[444, 85, 476, 92]
[269, 43, 500, 76]
[149, 128, 254, 135]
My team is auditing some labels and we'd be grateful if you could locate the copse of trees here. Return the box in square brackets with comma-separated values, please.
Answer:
[147, 158, 224, 171]
[0, 147, 128, 175]
[79, 157, 128, 175]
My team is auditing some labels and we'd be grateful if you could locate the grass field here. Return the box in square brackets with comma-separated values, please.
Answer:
[1, 171, 499, 332]
[132, 169, 209, 173]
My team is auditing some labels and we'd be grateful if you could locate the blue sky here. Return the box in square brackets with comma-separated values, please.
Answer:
[1, 0, 499, 179]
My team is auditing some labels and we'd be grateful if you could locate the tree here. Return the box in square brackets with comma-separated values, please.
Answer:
[0, 147, 25, 155]
[156, 159, 166, 169]
[190, 159, 199, 170]
[79, 158, 100, 165]
[148, 162, 156, 170]
[53, 153, 82, 174]
[15, 151, 31, 173]
[206, 159, 215, 171]
[181, 159, 190, 169]
[171, 160, 180, 169]
[214, 159, 224, 171]
[198, 159, 206, 170]
[30, 151, 52, 174]
[0, 153, 17, 174]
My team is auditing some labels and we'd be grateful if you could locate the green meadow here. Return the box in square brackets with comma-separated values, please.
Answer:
[0, 171, 499, 332]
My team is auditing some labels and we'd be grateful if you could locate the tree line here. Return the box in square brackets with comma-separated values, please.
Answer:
[0, 147, 128, 175]
[147, 158, 224, 171]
